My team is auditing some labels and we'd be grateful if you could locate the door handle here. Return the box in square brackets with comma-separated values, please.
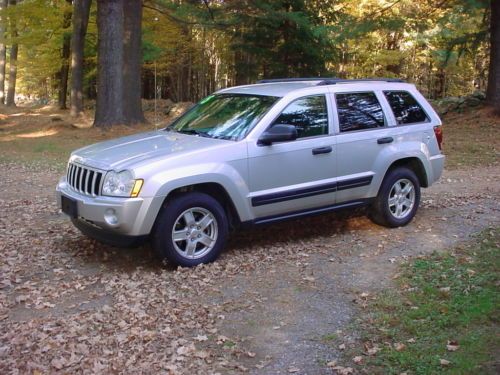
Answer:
[312, 146, 333, 155]
[377, 137, 394, 144]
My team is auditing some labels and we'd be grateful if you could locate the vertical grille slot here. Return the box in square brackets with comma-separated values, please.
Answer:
[66, 162, 104, 196]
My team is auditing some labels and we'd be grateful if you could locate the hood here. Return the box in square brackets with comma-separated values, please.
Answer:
[70, 130, 227, 171]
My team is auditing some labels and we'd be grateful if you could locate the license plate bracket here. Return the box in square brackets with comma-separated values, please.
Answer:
[61, 195, 78, 218]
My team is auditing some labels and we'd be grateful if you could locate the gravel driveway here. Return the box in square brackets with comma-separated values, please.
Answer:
[0, 161, 498, 374]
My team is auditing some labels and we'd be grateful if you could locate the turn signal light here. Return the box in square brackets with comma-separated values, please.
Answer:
[131, 179, 144, 197]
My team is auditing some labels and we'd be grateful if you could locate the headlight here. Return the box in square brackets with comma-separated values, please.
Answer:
[102, 170, 143, 197]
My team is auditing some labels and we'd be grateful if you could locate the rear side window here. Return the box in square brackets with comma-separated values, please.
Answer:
[336, 92, 385, 132]
[272, 95, 328, 138]
[384, 91, 429, 124]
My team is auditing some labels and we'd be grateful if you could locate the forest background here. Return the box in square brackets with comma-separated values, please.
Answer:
[0, 0, 498, 127]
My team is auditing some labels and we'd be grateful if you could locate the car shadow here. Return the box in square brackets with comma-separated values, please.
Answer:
[57, 208, 373, 272]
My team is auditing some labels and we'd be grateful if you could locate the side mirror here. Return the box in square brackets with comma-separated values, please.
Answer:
[257, 124, 298, 146]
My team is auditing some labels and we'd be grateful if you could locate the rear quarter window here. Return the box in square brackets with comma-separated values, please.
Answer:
[336, 92, 386, 132]
[384, 91, 429, 124]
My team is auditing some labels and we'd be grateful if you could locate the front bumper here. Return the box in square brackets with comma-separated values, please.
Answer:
[56, 177, 156, 239]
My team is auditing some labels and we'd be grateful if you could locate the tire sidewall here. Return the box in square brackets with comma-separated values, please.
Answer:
[378, 167, 421, 227]
[153, 192, 228, 267]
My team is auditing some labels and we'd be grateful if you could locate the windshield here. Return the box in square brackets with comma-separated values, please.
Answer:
[167, 94, 279, 140]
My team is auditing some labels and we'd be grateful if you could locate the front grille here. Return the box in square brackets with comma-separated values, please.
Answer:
[66, 163, 104, 196]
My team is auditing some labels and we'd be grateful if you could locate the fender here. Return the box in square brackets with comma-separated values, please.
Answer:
[367, 140, 433, 198]
[130, 162, 253, 235]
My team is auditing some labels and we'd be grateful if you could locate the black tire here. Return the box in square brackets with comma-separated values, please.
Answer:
[370, 167, 421, 228]
[152, 192, 228, 267]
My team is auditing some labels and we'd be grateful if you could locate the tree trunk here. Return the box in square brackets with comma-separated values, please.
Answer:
[5, 0, 17, 107]
[0, 0, 7, 105]
[58, 0, 72, 109]
[70, 0, 91, 117]
[94, 0, 144, 127]
[486, 0, 500, 113]
[122, 0, 145, 124]
[94, 0, 124, 127]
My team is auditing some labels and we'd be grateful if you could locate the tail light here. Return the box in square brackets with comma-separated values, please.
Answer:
[433, 125, 443, 150]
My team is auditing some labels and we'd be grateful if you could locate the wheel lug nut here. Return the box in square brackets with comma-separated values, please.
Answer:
[198, 234, 201, 238]
[197, 226, 201, 230]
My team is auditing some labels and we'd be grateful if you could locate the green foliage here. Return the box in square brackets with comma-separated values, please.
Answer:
[0, 0, 492, 102]
[1, 0, 71, 97]
[359, 228, 500, 374]
[229, 0, 335, 80]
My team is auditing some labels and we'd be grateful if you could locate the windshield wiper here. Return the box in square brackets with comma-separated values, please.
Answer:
[177, 129, 212, 138]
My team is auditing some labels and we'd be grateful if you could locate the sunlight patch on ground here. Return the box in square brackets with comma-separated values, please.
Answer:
[17, 128, 60, 138]
[0, 128, 60, 141]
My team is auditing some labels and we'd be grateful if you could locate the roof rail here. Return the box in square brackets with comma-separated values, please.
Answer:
[317, 78, 406, 85]
[256, 77, 406, 85]
[257, 78, 334, 84]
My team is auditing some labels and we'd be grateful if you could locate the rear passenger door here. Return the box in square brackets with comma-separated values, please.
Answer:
[331, 91, 394, 202]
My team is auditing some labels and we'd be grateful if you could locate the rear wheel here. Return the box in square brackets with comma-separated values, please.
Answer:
[370, 167, 420, 227]
[153, 192, 228, 267]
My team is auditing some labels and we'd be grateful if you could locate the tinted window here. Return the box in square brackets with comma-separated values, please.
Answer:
[272, 95, 328, 138]
[384, 91, 429, 124]
[170, 94, 278, 140]
[336, 92, 385, 132]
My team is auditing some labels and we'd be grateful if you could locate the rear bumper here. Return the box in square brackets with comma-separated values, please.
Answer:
[429, 154, 445, 183]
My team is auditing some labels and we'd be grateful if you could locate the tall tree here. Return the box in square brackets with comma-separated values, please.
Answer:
[57, 0, 72, 109]
[229, 0, 334, 82]
[5, 0, 16, 107]
[122, 0, 144, 123]
[94, 0, 144, 127]
[486, 0, 500, 112]
[70, 0, 91, 117]
[94, 0, 123, 126]
[0, 0, 7, 105]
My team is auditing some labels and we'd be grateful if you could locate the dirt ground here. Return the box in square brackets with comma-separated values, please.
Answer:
[0, 105, 499, 374]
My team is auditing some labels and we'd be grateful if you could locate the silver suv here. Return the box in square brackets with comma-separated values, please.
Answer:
[56, 78, 445, 267]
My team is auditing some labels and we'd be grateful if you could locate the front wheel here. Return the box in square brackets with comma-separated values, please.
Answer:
[153, 192, 228, 267]
[370, 167, 421, 228]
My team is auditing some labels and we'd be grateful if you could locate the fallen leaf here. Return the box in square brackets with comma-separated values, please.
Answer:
[353, 356, 363, 364]
[195, 350, 209, 359]
[332, 366, 354, 375]
[394, 343, 406, 352]
[51, 357, 66, 370]
[288, 366, 300, 373]
[440, 358, 451, 366]
[446, 340, 459, 351]
[338, 343, 346, 350]
[367, 346, 380, 355]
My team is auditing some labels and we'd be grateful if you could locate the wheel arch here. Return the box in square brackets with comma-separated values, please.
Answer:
[157, 182, 242, 230]
[384, 157, 429, 188]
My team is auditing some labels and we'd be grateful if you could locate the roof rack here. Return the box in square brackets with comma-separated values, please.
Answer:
[256, 77, 406, 85]
[317, 78, 405, 85]
[257, 78, 334, 83]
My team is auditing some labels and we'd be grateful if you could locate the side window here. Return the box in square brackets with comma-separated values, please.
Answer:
[272, 95, 328, 138]
[384, 91, 429, 124]
[336, 92, 386, 132]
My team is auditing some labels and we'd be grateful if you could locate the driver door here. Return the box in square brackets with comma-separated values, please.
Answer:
[247, 94, 337, 219]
